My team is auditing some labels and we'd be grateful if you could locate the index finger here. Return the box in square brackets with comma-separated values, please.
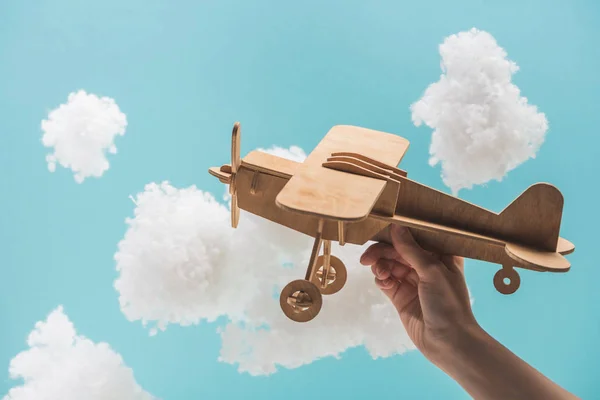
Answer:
[360, 242, 409, 266]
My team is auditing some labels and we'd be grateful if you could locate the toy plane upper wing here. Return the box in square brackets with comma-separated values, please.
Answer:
[275, 125, 410, 221]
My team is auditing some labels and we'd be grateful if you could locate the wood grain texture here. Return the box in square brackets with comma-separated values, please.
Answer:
[321, 158, 403, 218]
[370, 217, 570, 272]
[325, 155, 406, 180]
[557, 237, 575, 255]
[279, 279, 323, 323]
[370, 213, 503, 246]
[241, 150, 300, 179]
[494, 267, 521, 294]
[208, 166, 231, 183]
[498, 184, 563, 252]
[231, 122, 241, 174]
[391, 176, 563, 252]
[276, 125, 409, 221]
[209, 122, 574, 306]
[305, 220, 324, 281]
[311, 254, 347, 295]
[236, 165, 391, 244]
[323, 155, 570, 270]
[330, 151, 408, 176]
[505, 243, 570, 271]
[326, 154, 568, 263]
[239, 143, 569, 272]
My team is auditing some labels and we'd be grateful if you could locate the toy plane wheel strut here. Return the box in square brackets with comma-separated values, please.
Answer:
[279, 219, 348, 322]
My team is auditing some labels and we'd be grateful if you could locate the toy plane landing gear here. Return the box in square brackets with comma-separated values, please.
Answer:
[209, 123, 575, 323]
[279, 220, 348, 322]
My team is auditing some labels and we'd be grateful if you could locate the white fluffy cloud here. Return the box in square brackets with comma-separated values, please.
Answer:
[41, 90, 127, 183]
[114, 146, 415, 375]
[3, 306, 154, 400]
[411, 28, 548, 195]
[256, 145, 307, 162]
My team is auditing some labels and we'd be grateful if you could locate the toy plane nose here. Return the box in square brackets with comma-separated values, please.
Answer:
[208, 165, 232, 184]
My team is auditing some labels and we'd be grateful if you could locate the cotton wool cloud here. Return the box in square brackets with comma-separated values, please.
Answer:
[41, 90, 127, 183]
[411, 28, 548, 195]
[114, 146, 416, 375]
[3, 306, 154, 400]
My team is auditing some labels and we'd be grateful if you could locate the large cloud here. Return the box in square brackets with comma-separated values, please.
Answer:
[411, 28, 548, 195]
[41, 90, 127, 183]
[3, 306, 154, 400]
[114, 146, 415, 375]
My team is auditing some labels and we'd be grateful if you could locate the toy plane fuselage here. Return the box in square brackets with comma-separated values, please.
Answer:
[209, 124, 575, 322]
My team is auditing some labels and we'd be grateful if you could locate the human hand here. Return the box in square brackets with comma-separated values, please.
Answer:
[361, 225, 579, 399]
[360, 224, 479, 366]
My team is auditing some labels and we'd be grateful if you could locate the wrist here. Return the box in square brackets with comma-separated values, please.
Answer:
[425, 322, 579, 400]
[431, 322, 491, 375]
[431, 323, 511, 399]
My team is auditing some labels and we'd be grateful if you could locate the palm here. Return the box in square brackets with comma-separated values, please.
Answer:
[365, 240, 470, 359]
[380, 269, 430, 353]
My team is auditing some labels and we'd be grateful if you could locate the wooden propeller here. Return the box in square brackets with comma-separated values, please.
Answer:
[230, 122, 241, 228]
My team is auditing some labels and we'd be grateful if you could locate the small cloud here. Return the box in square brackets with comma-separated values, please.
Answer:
[411, 28, 548, 195]
[114, 146, 416, 375]
[41, 90, 127, 183]
[3, 306, 154, 400]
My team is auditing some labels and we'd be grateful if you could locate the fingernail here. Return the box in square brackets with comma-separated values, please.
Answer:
[394, 225, 409, 234]
[391, 225, 411, 241]
[381, 278, 394, 288]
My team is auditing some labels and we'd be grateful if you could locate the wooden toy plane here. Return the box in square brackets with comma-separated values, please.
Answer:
[209, 123, 575, 323]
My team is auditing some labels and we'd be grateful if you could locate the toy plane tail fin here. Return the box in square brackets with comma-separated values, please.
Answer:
[498, 183, 563, 252]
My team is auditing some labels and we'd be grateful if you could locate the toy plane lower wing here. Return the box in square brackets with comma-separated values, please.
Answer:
[370, 213, 573, 272]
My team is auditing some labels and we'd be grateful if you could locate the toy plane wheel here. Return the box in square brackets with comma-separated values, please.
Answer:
[493, 266, 521, 295]
[280, 280, 322, 322]
[311, 255, 347, 295]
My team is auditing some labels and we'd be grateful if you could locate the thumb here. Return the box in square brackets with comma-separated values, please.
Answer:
[390, 224, 440, 281]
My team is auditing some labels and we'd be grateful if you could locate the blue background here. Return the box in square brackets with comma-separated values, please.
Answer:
[1, 0, 598, 398]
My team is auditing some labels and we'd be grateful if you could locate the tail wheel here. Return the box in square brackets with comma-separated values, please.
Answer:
[280, 280, 322, 322]
[229, 122, 241, 228]
[311, 255, 347, 295]
[493, 266, 521, 295]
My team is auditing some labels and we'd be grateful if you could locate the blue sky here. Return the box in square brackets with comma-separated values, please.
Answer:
[1, 0, 599, 398]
